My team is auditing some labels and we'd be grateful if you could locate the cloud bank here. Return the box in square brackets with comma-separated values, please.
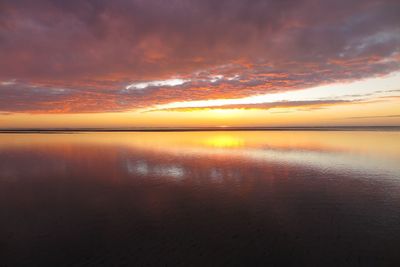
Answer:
[0, 0, 399, 113]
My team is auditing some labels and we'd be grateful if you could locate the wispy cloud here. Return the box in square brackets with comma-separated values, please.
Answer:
[148, 100, 359, 112]
[125, 79, 188, 90]
[346, 114, 400, 120]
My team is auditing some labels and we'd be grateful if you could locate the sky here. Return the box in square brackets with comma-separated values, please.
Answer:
[0, 0, 399, 128]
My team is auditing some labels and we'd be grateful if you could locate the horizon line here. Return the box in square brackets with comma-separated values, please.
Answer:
[1, 125, 400, 133]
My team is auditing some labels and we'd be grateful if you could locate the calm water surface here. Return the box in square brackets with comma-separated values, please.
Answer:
[1, 131, 400, 266]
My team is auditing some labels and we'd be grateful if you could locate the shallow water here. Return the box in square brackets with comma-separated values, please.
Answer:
[1, 131, 400, 266]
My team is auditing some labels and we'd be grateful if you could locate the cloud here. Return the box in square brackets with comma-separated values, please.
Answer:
[0, 82, 126, 113]
[148, 99, 358, 112]
[0, 0, 399, 113]
[126, 79, 188, 90]
[346, 114, 400, 119]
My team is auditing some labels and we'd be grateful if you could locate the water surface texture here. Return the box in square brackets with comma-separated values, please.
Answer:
[1, 131, 400, 266]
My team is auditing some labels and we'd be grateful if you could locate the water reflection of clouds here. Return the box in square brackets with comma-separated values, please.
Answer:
[154, 165, 185, 180]
[243, 148, 400, 179]
[125, 144, 400, 184]
[209, 168, 224, 183]
[126, 159, 185, 181]
[1, 132, 399, 185]
[124, 154, 247, 185]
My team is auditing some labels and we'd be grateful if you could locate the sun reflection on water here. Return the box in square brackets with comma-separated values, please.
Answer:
[203, 135, 244, 148]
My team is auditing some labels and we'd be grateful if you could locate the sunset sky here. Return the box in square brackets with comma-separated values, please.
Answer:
[0, 0, 399, 128]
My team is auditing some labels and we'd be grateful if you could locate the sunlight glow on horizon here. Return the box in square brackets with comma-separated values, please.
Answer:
[1, 72, 400, 128]
[143, 72, 400, 112]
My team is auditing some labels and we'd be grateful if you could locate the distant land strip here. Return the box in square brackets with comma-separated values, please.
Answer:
[1, 126, 400, 133]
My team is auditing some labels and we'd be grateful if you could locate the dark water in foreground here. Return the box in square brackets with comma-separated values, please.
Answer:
[1, 131, 400, 266]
